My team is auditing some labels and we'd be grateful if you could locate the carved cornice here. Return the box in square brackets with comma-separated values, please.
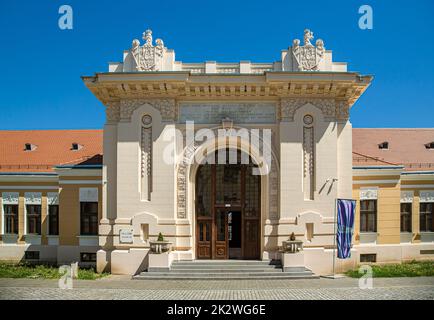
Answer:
[83, 73, 373, 108]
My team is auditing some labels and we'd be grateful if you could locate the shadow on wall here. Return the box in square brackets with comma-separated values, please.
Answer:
[264, 224, 280, 259]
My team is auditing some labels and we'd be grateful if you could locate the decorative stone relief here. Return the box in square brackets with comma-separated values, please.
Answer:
[176, 128, 279, 220]
[120, 99, 176, 122]
[268, 160, 279, 220]
[47, 192, 59, 205]
[2, 192, 19, 205]
[24, 192, 42, 205]
[303, 115, 315, 200]
[292, 29, 325, 71]
[420, 191, 434, 203]
[105, 101, 120, 122]
[131, 29, 166, 71]
[280, 98, 336, 122]
[141, 115, 153, 201]
[336, 100, 350, 121]
[360, 188, 378, 200]
[400, 191, 414, 203]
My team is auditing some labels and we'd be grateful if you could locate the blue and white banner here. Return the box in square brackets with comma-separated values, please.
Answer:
[336, 199, 356, 259]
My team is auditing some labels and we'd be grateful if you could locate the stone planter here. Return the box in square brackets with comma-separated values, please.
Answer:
[149, 241, 172, 254]
[282, 240, 303, 253]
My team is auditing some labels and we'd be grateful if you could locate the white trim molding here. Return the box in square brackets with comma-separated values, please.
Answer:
[47, 192, 59, 236]
[56, 168, 102, 177]
[401, 184, 434, 189]
[1, 192, 19, 235]
[24, 192, 42, 236]
[0, 175, 58, 183]
[353, 179, 399, 185]
[0, 186, 58, 190]
[353, 168, 403, 177]
[78, 236, 99, 246]
[401, 172, 434, 181]
[25, 234, 42, 245]
[59, 180, 102, 185]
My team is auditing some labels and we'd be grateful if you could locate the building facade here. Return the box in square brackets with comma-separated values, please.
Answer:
[0, 29, 433, 275]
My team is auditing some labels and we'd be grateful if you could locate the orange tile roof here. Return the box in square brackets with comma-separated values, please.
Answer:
[0, 130, 103, 173]
[353, 128, 434, 171]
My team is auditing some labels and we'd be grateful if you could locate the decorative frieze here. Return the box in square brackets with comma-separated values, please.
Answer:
[336, 100, 350, 121]
[2, 192, 19, 205]
[400, 191, 414, 203]
[24, 192, 42, 205]
[106, 101, 121, 123]
[280, 98, 336, 122]
[420, 191, 434, 203]
[179, 102, 276, 124]
[119, 99, 176, 122]
[47, 192, 59, 205]
[360, 188, 378, 200]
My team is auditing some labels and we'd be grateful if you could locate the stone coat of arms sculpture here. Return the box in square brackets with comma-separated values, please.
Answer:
[292, 29, 325, 71]
[131, 29, 165, 71]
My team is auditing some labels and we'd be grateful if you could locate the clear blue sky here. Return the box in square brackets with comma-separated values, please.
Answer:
[0, 0, 433, 130]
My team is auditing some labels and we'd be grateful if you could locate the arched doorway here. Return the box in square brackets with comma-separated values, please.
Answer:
[195, 149, 261, 260]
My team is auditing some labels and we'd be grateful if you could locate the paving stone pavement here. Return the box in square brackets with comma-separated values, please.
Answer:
[0, 277, 433, 300]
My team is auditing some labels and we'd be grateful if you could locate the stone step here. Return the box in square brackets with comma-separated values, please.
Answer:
[171, 264, 281, 270]
[172, 260, 279, 266]
[134, 271, 318, 280]
[136, 259, 317, 280]
[167, 268, 284, 273]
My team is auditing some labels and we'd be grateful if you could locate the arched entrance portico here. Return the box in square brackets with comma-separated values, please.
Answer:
[195, 149, 261, 260]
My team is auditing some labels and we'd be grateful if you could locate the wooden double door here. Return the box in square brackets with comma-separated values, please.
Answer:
[196, 157, 261, 260]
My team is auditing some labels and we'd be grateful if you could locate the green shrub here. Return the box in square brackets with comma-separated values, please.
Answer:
[0, 263, 109, 280]
[345, 260, 434, 278]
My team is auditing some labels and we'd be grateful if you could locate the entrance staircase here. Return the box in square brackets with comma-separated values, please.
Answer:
[134, 260, 318, 280]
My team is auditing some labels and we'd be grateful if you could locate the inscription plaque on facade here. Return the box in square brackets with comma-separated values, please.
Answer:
[179, 102, 276, 124]
[119, 229, 134, 244]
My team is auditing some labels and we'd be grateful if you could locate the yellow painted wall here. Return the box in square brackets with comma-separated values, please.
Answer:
[0, 179, 101, 246]
[352, 183, 401, 245]
[18, 192, 25, 244]
[413, 191, 420, 243]
[59, 185, 79, 245]
[377, 185, 401, 244]
[58, 183, 102, 246]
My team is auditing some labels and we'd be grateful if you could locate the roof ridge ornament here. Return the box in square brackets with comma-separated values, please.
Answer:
[292, 29, 325, 71]
[131, 28, 166, 71]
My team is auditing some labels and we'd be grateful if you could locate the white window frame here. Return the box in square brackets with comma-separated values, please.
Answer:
[47, 192, 59, 236]
[24, 192, 42, 236]
[78, 188, 99, 240]
[2, 192, 19, 235]
[419, 191, 434, 233]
